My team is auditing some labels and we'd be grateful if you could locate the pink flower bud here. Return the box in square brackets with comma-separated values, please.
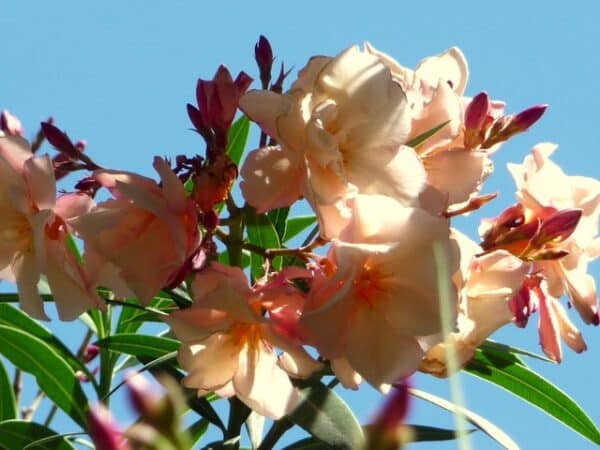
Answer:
[464, 92, 490, 131]
[83, 344, 100, 363]
[0, 110, 24, 136]
[41, 122, 82, 160]
[88, 403, 129, 450]
[126, 373, 162, 418]
[255, 35, 274, 88]
[510, 104, 548, 132]
[532, 209, 582, 247]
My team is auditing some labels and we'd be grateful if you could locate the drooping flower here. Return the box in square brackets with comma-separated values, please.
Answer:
[0, 135, 102, 320]
[166, 263, 320, 419]
[69, 157, 201, 304]
[505, 143, 600, 324]
[420, 231, 529, 377]
[240, 45, 425, 238]
[301, 195, 458, 387]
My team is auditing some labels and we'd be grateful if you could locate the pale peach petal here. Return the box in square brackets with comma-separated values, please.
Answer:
[44, 238, 103, 320]
[343, 145, 426, 205]
[538, 293, 562, 362]
[562, 267, 598, 325]
[331, 358, 362, 390]
[153, 157, 187, 213]
[423, 149, 489, 206]
[179, 333, 240, 390]
[56, 193, 94, 220]
[415, 47, 469, 95]
[345, 307, 424, 386]
[23, 155, 56, 210]
[549, 298, 587, 354]
[240, 146, 305, 213]
[12, 251, 46, 320]
[410, 81, 462, 154]
[233, 342, 300, 419]
[467, 250, 529, 299]
[239, 91, 287, 139]
[0, 136, 32, 172]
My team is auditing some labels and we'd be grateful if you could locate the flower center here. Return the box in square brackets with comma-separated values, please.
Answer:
[353, 265, 383, 307]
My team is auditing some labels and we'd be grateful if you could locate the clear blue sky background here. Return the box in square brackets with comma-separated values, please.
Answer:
[2, 1, 600, 449]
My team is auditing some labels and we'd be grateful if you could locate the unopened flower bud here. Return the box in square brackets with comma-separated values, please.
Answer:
[83, 344, 100, 363]
[126, 372, 162, 419]
[255, 35, 274, 89]
[88, 403, 129, 450]
[532, 209, 582, 247]
[510, 104, 548, 132]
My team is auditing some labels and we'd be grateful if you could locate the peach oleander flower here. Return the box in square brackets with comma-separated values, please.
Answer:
[300, 195, 458, 388]
[420, 231, 529, 377]
[0, 136, 102, 320]
[507, 143, 600, 324]
[167, 263, 321, 419]
[69, 157, 200, 305]
[240, 45, 426, 238]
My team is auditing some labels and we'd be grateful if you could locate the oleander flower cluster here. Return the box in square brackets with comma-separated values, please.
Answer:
[1, 38, 598, 425]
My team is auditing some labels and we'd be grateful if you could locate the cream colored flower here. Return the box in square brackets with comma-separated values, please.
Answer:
[167, 263, 320, 419]
[301, 196, 458, 387]
[0, 136, 101, 320]
[240, 46, 425, 238]
[508, 143, 600, 324]
[420, 231, 529, 377]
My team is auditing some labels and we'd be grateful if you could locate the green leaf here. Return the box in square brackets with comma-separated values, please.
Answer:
[219, 249, 251, 268]
[188, 418, 210, 445]
[268, 207, 290, 241]
[465, 348, 600, 445]
[116, 296, 175, 335]
[405, 120, 450, 148]
[408, 424, 475, 442]
[0, 421, 76, 450]
[245, 207, 282, 279]
[283, 216, 317, 243]
[0, 304, 98, 392]
[65, 234, 83, 264]
[281, 437, 329, 449]
[95, 334, 180, 359]
[287, 381, 364, 450]
[0, 326, 88, 428]
[0, 358, 17, 421]
[227, 115, 251, 166]
[410, 387, 518, 450]
[481, 339, 555, 364]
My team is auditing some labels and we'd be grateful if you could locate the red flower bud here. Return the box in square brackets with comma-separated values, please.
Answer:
[255, 35, 274, 89]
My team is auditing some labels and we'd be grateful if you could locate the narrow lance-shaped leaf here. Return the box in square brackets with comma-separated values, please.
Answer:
[406, 120, 450, 148]
[0, 358, 17, 421]
[0, 420, 76, 450]
[268, 207, 290, 241]
[287, 381, 364, 450]
[409, 387, 519, 450]
[245, 206, 282, 279]
[95, 334, 180, 360]
[227, 115, 251, 166]
[0, 303, 98, 392]
[465, 348, 600, 445]
[283, 216, 317, 244]
[0, 326, 89, 428]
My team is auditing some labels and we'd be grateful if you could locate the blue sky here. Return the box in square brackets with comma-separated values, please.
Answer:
[1, 1, 600, 449]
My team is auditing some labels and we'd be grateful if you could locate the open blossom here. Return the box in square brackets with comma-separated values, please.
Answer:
[167, 263, 320, 419]
[69, 157, 200, 304]
[240, 45, 426, 238]
[301, 195, 458, 388]
[420, 231, 529, 377]
[506, 143, 600, 324]
[0, 136, 102, 320]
